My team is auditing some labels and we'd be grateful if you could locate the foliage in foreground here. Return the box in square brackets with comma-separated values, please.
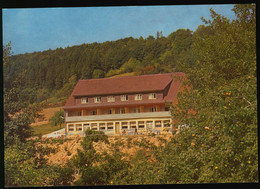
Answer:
[168, 4, 257, 183]
[4, 139, 74, 186]
[71, 129, 130, 185]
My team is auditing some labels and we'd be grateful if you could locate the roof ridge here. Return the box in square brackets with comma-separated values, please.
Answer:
[78, 72, 184, 82]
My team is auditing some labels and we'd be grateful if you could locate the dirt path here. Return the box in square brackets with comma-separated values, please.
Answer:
[31, 106, 63, 126]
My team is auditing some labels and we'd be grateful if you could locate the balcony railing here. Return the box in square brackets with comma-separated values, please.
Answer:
[66, 111, 171, 122]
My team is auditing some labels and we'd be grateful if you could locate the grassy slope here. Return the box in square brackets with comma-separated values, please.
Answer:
[31, 105, 64, 136]
[32, 123, 64, 136]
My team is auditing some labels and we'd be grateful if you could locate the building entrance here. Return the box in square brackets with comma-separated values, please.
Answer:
[115, 122, 120, 134]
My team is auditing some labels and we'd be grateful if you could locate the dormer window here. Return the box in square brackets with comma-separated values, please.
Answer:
[121, 95, 128, 101]
[135, 94, 142, 100]
[94, 97, 102, 103]
[149, 93, 157, 99]
[81, 97, 88, 104]
[107, 96, 115, 102]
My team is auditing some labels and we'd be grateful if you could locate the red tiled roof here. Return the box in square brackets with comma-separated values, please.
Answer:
[164, 74, 186, 101]
[64, 72, 186, 109]
[73, 73, 178, 96]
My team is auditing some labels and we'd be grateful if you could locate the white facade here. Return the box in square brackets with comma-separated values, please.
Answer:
[65, 111, 173, 136]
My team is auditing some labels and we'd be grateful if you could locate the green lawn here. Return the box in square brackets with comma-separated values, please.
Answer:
[32, 123, 65, 136]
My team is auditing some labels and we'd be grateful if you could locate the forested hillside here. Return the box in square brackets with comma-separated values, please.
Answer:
[4, 27, 200, 103]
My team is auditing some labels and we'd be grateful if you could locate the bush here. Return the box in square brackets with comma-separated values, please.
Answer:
[49, 110, 64, 127]
[5, 140, 74, 186]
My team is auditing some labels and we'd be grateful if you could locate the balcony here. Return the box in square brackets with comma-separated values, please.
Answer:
[65, 111, 171, 122]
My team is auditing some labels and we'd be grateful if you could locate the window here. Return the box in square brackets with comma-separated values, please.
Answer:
[138, 121, 145, 129]
[146, 121, 153, 129]
[163, 120, 171, 127]
[120, 108, 125, 114]
[107, 122, 114, 130]
[103, 109, 112, 114]
[81, 97, 88, 104]
[115, 109, 120, 114]
[130, 121, 137, 129]
[155, 121, 162, 128]
[149, 93, 157, 99]
[99, 123, 106, 130]
[69, 111, 81, 116]
[68, 112, 73, 117]
[121, 95, 128, 101]
[134, 108, 140, 113]
[77, 111, 82, 116]
[91, 110, 97, 115]
[107, 96, 115, 102]
[122, 122, 128, 129]
[76, 124, 82, 131]
[83, 123, 91, 130]
[135, 94, 142, 100]
[151, 107, 157, 112]
[68, 124, 74, 131]
[83, 123, 90, 129]
[94, 97, 102, 103]
[91, 123, 98, 130]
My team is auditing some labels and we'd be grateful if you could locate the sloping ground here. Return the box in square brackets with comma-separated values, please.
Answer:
[35, 134, 172, 166]
[42, 128, 65, 138]
[31, 106, 63, 126]
[38, 135, 83, 165]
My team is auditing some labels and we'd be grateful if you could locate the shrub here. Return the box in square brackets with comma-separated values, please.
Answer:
[49, 110, 64, 127]
[5, 140, 74, 187]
